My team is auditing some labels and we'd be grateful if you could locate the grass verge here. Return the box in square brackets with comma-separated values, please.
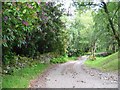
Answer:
[2, 63, 49, 88]
[84, 52, 119, 72]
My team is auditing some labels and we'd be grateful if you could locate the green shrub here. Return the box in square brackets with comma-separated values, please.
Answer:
[50, 56, 77, 64]
[2, 52, 61, 74]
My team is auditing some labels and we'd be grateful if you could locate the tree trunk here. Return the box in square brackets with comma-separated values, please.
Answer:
[93, 42, 96, 57]
[91, 41, 96, 60]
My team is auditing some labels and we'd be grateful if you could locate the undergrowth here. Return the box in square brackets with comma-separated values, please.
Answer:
[50, 56, 77, 64]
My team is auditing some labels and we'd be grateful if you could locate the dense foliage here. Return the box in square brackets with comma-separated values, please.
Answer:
[69, 1, 119, 59]
[2, 2, 67, 65]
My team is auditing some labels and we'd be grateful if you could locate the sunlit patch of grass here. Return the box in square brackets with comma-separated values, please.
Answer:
[2, 64, 49, 88]
[85, 52, 119, 72]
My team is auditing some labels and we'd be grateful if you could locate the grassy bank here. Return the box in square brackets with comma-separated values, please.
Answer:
[85, 52, 119, 72]
[2, 63, 49, 88]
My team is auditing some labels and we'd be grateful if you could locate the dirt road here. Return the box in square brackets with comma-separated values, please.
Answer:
[30, 56, 118, 88]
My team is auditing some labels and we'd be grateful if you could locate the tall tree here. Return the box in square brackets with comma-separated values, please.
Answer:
[102, 2, 120, 48]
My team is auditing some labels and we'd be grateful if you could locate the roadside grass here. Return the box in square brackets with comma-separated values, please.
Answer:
[84, 52, 119, 72]
[50, 56, 77, 64]
[2, 63, 49, 88]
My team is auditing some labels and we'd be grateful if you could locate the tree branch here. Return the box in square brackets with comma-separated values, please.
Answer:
[112, 5, 120, 21]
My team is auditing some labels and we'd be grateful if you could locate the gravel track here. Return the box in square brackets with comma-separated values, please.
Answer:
[29, 56, 118, 88]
